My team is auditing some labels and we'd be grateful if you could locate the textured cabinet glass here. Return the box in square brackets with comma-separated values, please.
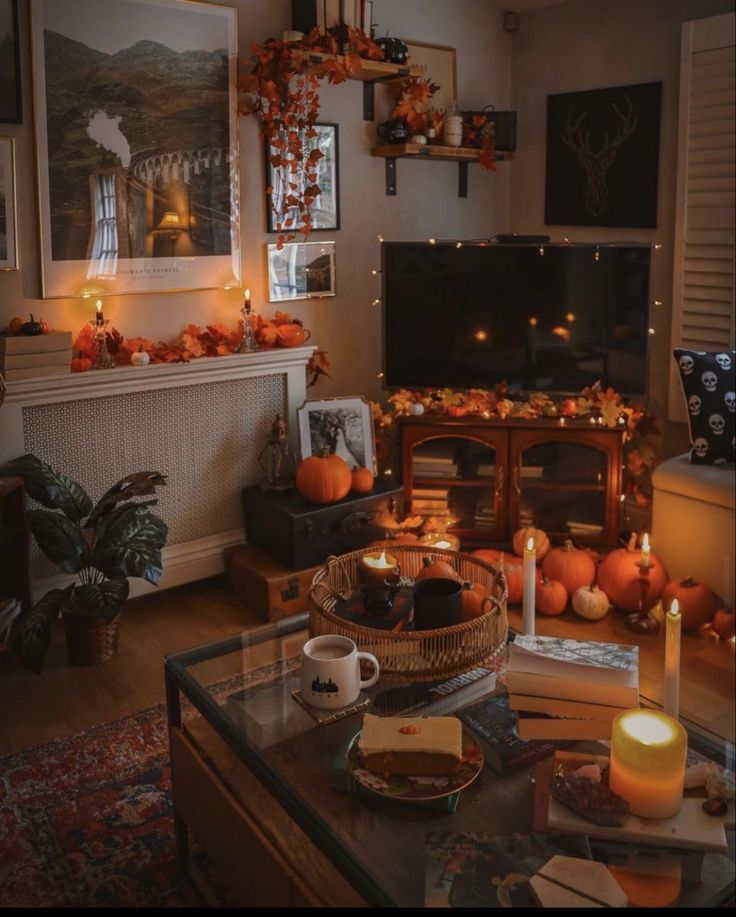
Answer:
[400, 417, 623, 546]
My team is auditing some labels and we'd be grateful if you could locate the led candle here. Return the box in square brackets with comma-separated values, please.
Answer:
[419, 532, 460, 551]
[640, 533, 651, 571]
[609, 710, 687, 819]
[95, 299, 104, 325]
[360, 550, 398, 586]
[522, 536, 536, 635]
[663, 599, 681, 719]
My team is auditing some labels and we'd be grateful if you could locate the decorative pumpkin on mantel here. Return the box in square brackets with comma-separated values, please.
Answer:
[351, 467, 375, 494]
[597, 533, 668, 612]
[295, 450, 352, 505]
[542, 540, 596, 595]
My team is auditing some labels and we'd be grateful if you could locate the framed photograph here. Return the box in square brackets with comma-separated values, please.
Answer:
[545, 81, 662, 228]
[30, 0, 241, 298]
[298, 397, 376, 472]
[405, 42, 457, 113]
[0, 0, 21, 123]
[267, 240, 336, 302]
[266, 123, 340, 233]
[0, 137, 18, 270]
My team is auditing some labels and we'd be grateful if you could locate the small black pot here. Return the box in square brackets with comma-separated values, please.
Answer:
[377, 118, 410, 144]
[376, 36, 409, 65]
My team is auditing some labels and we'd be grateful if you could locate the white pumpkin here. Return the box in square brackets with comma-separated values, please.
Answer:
[131, 347, 150, 366]
[572, 585, 611, 620]
[409, 402, 425, 416]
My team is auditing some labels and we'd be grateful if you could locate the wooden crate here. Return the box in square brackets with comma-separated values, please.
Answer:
[225, 544, 320, 623]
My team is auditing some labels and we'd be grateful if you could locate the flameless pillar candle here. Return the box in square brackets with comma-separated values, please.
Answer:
[609, 710, 687, 819]
[419, 532, 461, 552]
[663, 600, 681, 719]
[360, 550, 398, 585]
[640, 533, 651, 571]
[522, 536, 536, 635]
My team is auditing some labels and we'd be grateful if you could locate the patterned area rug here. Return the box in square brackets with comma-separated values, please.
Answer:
[0, 659, 298, 908]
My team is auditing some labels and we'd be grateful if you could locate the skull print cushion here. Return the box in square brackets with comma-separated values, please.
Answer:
[674, 349, 735, 465]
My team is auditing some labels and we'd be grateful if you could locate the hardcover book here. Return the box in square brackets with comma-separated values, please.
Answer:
[508, 693, 626, 722]
[425, 831, 592, 908]
[457, 693, 556, 775]
[509, 635, 638, 682]
[516, 711, 613, 742]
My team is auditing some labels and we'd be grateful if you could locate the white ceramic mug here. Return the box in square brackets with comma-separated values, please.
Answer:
[301, 635, 380, 710]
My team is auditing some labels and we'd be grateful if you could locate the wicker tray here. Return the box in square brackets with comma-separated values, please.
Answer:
[309, 545, 508, 682]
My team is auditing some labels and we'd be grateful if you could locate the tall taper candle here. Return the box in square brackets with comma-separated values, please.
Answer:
[640, 532, 651, 571]
[522, 536, 536, 635]
[663, 599, 681, 719]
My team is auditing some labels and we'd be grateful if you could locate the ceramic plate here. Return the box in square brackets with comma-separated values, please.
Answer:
[346, 728, 483, 801]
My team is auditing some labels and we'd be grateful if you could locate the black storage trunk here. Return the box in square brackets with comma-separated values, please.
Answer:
[243, 480, 404, 570]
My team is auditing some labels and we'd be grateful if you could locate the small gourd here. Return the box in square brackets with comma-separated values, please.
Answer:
[130, 345, 151, 366]
[415, 556, 460, 583]
[572, 585, 611, 621]
[536, 577, 568, 616]
[71, 352, 92, 373]
[351, 467, 374, 494]
[461, 582, 491, 621]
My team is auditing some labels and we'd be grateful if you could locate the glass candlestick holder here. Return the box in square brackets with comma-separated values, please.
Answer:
[92, 321, 115, 370]
[237, 302, 261, 353]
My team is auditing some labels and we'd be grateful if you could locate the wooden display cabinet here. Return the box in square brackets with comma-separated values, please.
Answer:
[400, 415, 624, 547]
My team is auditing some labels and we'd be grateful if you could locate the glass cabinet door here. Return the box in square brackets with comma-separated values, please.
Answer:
[410, 437, 500, 537]
[514, 440, 609, 539]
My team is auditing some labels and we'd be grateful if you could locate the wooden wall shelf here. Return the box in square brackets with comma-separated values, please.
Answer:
[372, 144, 514, 197]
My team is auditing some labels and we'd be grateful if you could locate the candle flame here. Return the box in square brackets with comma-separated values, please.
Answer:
[245, 288, 251, 299]
[669, 599, 680, 617]
[526, 536, 535, 552]
[378, 550, 387, 564]
[96, 299, 102, 312]
[621, 711, 676, 745]
[642, 533, 650, 551]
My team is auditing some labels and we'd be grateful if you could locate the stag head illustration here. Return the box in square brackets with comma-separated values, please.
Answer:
[561, 95, 637, 217]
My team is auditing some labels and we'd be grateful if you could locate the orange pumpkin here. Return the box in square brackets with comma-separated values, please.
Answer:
[512, 526, 550, 559]
[597, 535, 668, 612]
[542, 540, 595, 595]
[536, 577, 568, 616]
[416, 556, 459, 582]
[472, 549, 539, 605]
[351, 467, 375, 494]
[662, 577, 717, 632]
[712, 608, 735, 640]
[295, 451, 351, 504]
[6, 316, 24, 335]
[71, 353, 92, 373]
[461, 582, 491, 621]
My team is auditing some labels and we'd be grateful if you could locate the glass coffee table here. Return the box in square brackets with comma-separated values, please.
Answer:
[165, 613, 735, 908]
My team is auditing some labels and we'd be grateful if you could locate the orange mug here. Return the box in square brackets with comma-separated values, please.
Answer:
[277, 323, 311, 347]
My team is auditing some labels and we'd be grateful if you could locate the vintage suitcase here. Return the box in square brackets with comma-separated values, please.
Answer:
[242, 480, 403, 570]
[225, 544, 320, 623]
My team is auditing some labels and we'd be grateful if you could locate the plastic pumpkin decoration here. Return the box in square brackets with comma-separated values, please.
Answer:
[712, 608, 735, 640]
[512, 526, 550, 559]
[536, 577, 568, 616]
[295, 451, 351, 504]
[461, 582, 491, 621]
[416, 556, 460, 583]
[351, 467, 375, 494]
[662, 577, 717, 632]
[542, 540, 595, 595]
[596, 534, 668, 612]
[71, 353, 92, 373]
[572, 585, 611, 621]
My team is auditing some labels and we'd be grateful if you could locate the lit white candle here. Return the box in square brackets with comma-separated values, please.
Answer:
[244, 288, 252, 311]
[640, 532, 651, 571]
[663, 599, 681, 719]
[95, 298, 104, 325]
[522, 536, 536, 635]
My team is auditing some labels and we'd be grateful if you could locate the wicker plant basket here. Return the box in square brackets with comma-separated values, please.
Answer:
[63, 611, 122, 666]
[309, 545, 508, 682]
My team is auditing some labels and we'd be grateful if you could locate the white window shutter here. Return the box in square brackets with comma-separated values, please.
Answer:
[669, 12, 736, 422]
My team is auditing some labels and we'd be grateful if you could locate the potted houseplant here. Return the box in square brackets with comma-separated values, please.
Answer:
[0, 454, 168, 672]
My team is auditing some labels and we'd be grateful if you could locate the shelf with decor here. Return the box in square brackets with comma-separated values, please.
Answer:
[372, 143, 513, 197]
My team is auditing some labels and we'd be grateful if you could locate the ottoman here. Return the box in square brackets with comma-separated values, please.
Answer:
[651, 454, 735, 608]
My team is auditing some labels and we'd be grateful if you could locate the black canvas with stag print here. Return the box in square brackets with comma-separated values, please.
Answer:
[544, 81, 662, 228]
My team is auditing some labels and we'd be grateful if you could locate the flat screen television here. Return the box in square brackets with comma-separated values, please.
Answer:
[382, 242, 652, 395]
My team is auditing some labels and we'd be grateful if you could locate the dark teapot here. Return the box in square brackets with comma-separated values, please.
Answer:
[377, 118, 409, 144]
[375, 35, 409, 65]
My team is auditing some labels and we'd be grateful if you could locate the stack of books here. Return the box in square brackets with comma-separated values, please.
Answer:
[520, 465, 545, 479]
[507, 634, 639, 740]
[411, 486, 449, 515]
[412, 443, 457, 479]
[567, 520, 604, 537]
[476, 462, 496, 479]
[0, 331, 72, 381]
[473, 499, 495, 528]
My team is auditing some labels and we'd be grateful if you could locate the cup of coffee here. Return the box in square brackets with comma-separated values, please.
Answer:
[301, 635, 380, 710]
[413, 578, 463, 630]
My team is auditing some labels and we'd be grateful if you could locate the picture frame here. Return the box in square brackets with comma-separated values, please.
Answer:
[0, 137, 18, 271]
[405, 41, 457, 113]
[297, 396, 376, 472]
[267, 240, 336, 302]
[545, 81, 662, 228]
[30, 0, 241, 298]
[265, 122, 340, 233]
[0, 0, 21, 123]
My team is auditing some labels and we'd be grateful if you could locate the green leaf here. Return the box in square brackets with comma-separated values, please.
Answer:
[75, 579, 129, 622]
[0, 454, 92, 521]
[92, 505, 168, 585]
[28, 509, 90, 574]
[86, 472, 167, 529]
[20, 585, 74, 673]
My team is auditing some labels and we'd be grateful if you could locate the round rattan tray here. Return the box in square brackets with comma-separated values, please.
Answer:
[309, 545, 508, 682]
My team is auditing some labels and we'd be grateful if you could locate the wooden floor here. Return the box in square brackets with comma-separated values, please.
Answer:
[0, 577, 733, 756]
[0, 577, 260, 755]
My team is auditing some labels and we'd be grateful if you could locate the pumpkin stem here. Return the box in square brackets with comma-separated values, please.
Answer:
[319, 446, 332, 458]
[563, 539, 575, 551]
[29, 313, 35, 321]
[680, 577, 697, 588]
[626, 532, 637, 552]
[422, 557, 432, 567]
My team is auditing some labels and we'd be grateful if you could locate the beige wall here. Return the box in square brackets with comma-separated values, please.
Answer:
[509, 0, 734, 457]
[0, 0, 511, 406]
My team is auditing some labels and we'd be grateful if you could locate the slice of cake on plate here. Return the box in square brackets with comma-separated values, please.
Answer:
[359, 714, 462, 776]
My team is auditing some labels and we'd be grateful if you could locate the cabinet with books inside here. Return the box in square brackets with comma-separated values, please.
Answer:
[0, 477, 31, 652]
[400, 416, 623, 547]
